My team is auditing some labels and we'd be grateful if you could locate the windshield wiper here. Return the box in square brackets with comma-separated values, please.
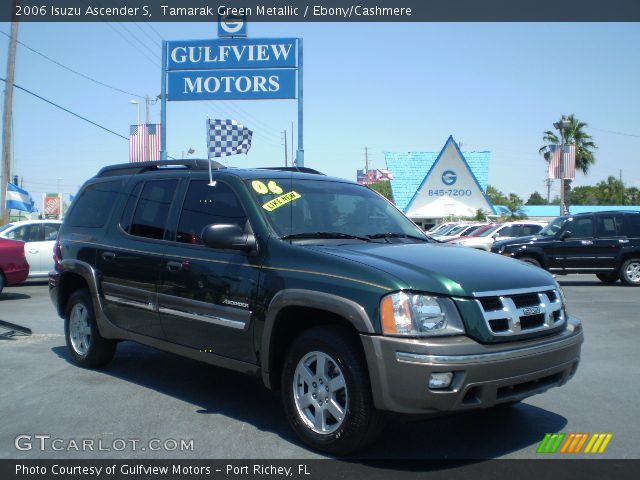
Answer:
[281, 232, 371, 242]
[366, 233, 430, 242]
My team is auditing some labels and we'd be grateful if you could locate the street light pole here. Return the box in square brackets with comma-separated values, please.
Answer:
[130, 100, 140, 126]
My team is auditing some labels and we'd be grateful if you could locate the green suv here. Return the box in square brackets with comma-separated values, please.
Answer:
[50, 160, 583, 454]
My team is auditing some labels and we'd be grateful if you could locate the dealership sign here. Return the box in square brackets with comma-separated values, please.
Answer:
[161, 32, 303, 164]
[166, 38, 297, 100]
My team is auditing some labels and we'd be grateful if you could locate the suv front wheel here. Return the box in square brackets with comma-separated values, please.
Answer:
[64, 289, 117, 367]
[281, 326, 386, 454]
[620, 258, 640, 286]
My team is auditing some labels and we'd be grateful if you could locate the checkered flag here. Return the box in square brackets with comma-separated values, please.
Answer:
[207, 119, 253, 158]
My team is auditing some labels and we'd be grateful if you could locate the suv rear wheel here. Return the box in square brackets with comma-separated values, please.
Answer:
[620, 258, 640, 287]
[596, 272, 619, 284]
[64, 289, 117, 367]
[281, 325, 386, 455]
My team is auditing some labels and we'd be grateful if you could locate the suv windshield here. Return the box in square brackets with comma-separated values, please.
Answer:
[538, 217, 567, 237]
[246, 178, 427, 241]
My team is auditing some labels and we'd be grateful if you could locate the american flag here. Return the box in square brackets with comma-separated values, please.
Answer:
[130, 124, 161, 162]
[548, 144, 576, 180]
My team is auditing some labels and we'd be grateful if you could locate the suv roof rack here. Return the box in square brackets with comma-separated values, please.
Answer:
[97, 159, 226, 177]
[258, 166, 325, 175]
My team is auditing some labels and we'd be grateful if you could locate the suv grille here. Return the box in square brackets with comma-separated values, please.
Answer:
[474, 287, 565, 338]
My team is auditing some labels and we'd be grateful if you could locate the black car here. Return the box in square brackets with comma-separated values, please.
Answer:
[492, 211, 640, 286]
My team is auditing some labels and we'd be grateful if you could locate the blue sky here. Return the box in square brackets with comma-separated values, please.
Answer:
[1, 21, 639, 209]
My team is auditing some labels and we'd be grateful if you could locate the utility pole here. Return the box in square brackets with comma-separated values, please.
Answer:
[283, 129, 288, 167]
[1, 20, 18, 225]
[145, 95, 151, 125]
[545, 178, 552, 203]
[364, 146, 369, 172]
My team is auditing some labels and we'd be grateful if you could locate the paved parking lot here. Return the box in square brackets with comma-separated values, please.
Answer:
[0, 276, 638, 459]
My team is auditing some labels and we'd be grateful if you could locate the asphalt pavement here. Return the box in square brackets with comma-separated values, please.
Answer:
[0, 276, 638, 459]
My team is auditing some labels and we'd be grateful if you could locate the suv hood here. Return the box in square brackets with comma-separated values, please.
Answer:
[310, 242, 556, 297]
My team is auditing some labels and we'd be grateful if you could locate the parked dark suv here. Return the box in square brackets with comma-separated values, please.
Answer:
[492, 211, 640, 286]
[50, 160, 583, 454]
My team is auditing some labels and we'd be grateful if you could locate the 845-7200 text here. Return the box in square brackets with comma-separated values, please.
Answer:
[428, 189, 472, 196]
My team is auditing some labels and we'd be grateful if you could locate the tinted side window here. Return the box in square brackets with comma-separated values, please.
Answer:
[623, 215, 640, 237]
[570, 217, 594, 238]
[120, 182, 143, 233]
[6, 224, 40, 242]
[498, 226, 513, 237]
[522, 225, 542, 236]
[596, 215, 618, 238]
[176, 180, 247, 244]
[43, 224, 61, 241]
[66, 181, 121, 228]
[130, 180, 178, 240]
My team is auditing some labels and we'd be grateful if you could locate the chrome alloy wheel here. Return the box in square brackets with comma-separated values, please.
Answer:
[625, 260, 640, 283]
[69, 303, 92, 356]
[292, 350, 348, 435]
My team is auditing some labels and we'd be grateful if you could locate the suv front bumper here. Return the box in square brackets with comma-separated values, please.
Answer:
[361, 316, 583, 414]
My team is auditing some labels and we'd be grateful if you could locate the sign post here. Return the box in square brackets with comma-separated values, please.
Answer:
[296, 38, 304, 167]
[160, 40, 168, 160]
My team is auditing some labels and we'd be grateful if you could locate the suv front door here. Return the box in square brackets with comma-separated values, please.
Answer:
[158, 179, 261, 364]
[548, 216, 597, 272]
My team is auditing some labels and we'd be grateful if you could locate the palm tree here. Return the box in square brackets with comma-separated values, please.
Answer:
[503, 193, 526, 219]
[538, 114, 597, 209]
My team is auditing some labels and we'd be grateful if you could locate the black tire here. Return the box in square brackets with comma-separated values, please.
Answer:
[64, 289, 116, 367]
[281, 325, 387, 455]
[596, 272, 619, 284]
[619, 258, 640, 287]
[519, 256, 541, 268]
[0, 271, 5, 295]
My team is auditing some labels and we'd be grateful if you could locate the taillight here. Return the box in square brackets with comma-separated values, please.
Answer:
[53, 240, 63, 271]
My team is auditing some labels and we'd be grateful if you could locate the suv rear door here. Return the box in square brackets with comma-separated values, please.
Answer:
[96, 178, 178, 339]
[593, 213, 625, 270]
[158, 178, 261, 364]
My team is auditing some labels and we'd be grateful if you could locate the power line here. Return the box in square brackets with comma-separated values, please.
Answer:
[0, 30, 145, 99]
[591, 127, 640, 139]
[104, 22, 159, 67]
[145, 23, 165, 42]
[0, 77, 129, 141]
[116, 22, 160, 59]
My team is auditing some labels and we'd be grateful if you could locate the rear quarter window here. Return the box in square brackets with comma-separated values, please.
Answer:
[623, 215, 640, 237]
[65, 181, 122, 228]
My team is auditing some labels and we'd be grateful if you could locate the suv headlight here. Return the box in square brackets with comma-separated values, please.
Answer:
[557, 284, 569, 317]
[380, 292, 465, 337]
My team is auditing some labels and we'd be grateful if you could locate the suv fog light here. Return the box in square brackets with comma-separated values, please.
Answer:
[429, 372, 453, 389]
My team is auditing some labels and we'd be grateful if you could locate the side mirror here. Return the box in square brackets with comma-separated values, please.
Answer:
[560, 230, 572, 240]
[491, 232, 499, 239]
[201, 224, 256, 252]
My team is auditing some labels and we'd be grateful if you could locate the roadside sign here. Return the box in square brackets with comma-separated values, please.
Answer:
[167, 69, 296, 101]
[166, 38, 297, 70]
[218, 15, 247, 38]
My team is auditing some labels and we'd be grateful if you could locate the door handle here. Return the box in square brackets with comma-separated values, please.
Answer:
[102, 252, 116, 261]
[581, 240, 593, 245]
[166, 261, 184, 271]
[619, 239, 629, 244]
[28, 249, 38, 254]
